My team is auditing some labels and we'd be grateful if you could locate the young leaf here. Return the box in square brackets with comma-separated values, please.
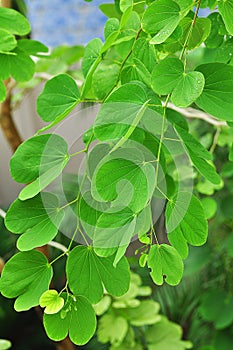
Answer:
[98, 314, 128, 346]
[196, 63, 233, 121]
[66, 246, 130, 304]
[218, 0, 233, 36]
[0, 251, 53, 311]
[40, 290, 64, 315]
[5, 193, 64, 251]
[166, 192, 208, 258]
[147, 244, 184, 286]
[142, 0, 181, 45]
[146, 317, 192, 350]
[126, 300, 161, 326]
[44, 294, 96, 345]
[0, 340, 11, 350]
[10, 134, 69, 200]
[0, 7, 30, 35]
[37, 74, 80, 122]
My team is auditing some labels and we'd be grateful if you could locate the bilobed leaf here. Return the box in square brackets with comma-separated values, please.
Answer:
[196, 63, 233, 121]
[166, 193, 208, 258]
[0, 7, 30, 35]
[0, 29, 17, 52]
[5, 193, 64, 251]
[37, 74, 80, 122]
[10, 134, 69, 200]
[98, 313, 128, 346]
[142, 0, 181, 45]
[66, 246, 130, 304]
[171, 71, 205, 107]
[121, 58, 151, 87]
[127, 300, 161, 326]
[147, 244, 184, 286]
[92, 61, 120, 99]
[44, 294, 96, 345]
[0, 80, 6, 103]
[0, 250, 53, 311]
[218, 0, 233, 36]
[40, 290, 64, 314]
[151, 58, 184, 95]
[132, 37, 157, 72]
[146, 317, 192, 350]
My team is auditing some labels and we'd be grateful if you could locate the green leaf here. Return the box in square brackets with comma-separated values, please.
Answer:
[218, 0, 233, 36]
[66, 246, 130, 304]
[127, 300, 161, 326]
[199, 289, 233, 329]
[17, 39, 49, 56]
[171, 71, 205, 107]
[99, 4, 121, 19]
[0, 48, 35, 82]
[180, 17, 211, 50]
[0, 29, 17, 52]
[230, 143, 233, 161]
[0, 80, 6, 103]
[0, 340, 11, 350]
[201, 197, 217, 219]
[82, 38, 102, 77]
[44, 294, 96, 345]
[104, 18, 119, 39]
[0, 250, 52, 311]
[147, 317, 192, 350]
[142, 0, 181, 44]
[151, 57, 184, 95]
[120, 0, 133, 12]
[166, 193, 208, 259]
[10, 134, 69, 200]
[147, 244, 184, 286]
[92, 61, 120, 99]
[205, 13, 224, 49]
[121, 58, 151, 87]
[132, 37, 156, 72]
[40, 290, 64, 315]
[37, 74, 80, 122]
[97, 313, 128, 346]
[0, 7, 30, 35]
[196, 63, 233, 121]
[5, 193, 64, 251]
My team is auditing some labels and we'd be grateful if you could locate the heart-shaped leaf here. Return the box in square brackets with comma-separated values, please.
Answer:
[40, 290, 64, 314]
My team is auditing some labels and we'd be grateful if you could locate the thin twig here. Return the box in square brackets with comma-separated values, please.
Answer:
[48, 241, 68, 253]
[0, 208, 6, 218]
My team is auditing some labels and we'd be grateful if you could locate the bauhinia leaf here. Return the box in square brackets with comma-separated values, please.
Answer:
[44, 293, 96, 345]
[10, 134, 69, 200]
[5, 193, 64, 251]
[40, 290, 64, 315]
[0, 250, 53, 311]
[218, 0, 233, 36]
[66, 246, 130, 304]
[37, 74, 80, 122]
[166, 192, 208, 258]
[147, 244, 184, 286]
[0, 7, 30, 35]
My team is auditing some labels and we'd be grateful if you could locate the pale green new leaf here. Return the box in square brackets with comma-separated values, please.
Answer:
[147, 317, 192, 350]
[5, 193, 64, 251]
[218, 0, 233, 36]
[196, 63, 233, 121]
[66, 246, 130, 304]
[40, 290, 64, 315]
[171, 71, 205, 107]
[148, 244, 184, 286]
[0, 340, 11, 350]
[120, 0, 133, 12]
[44, 294, 96, 345]
[37, 74, 80, 122]
[97, 313, 128, 346]
[0, 7, 30, 35]
[127, 300, 161, 326]
[0, 251, 52, 311]
[166, 192, 208, 258]
[142, 0, 181, 45]
[10, 134, 69, 200]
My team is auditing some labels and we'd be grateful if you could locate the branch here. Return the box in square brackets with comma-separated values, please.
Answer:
[167, 102, 227, 127]
[48, 241, 68, 253]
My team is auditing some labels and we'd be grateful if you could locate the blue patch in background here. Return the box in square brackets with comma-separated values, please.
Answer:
[25, 0, 112, 47]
